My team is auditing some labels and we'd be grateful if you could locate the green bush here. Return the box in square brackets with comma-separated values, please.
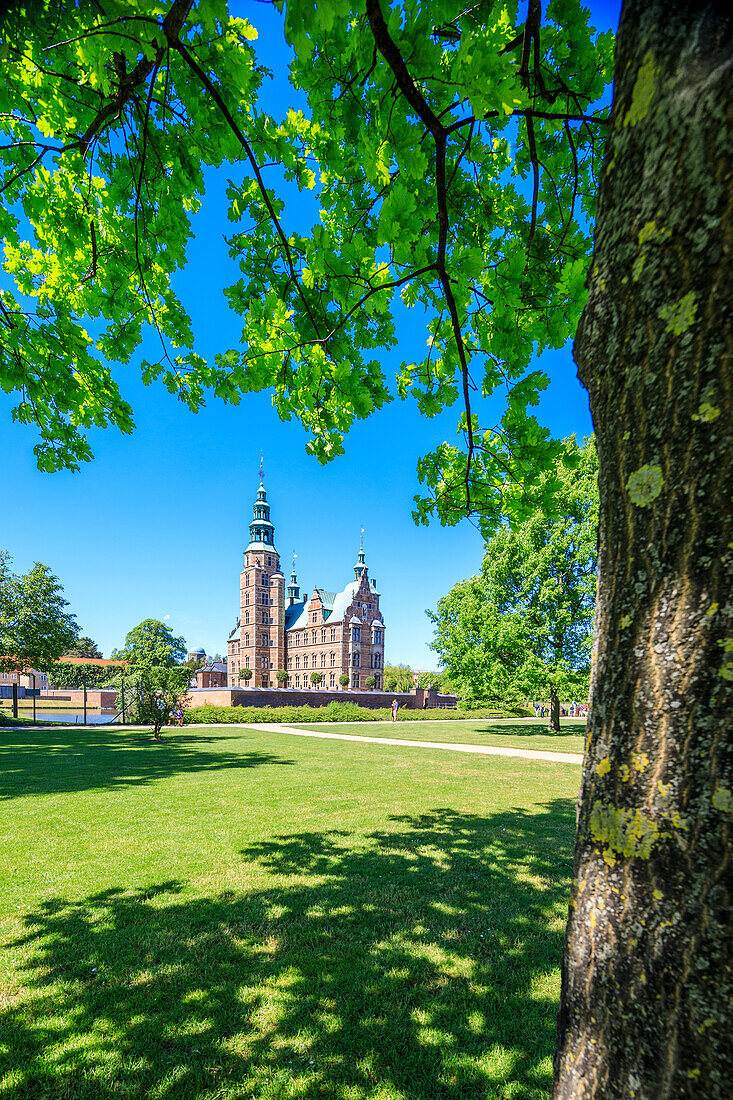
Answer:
[184, 702, 533, 725]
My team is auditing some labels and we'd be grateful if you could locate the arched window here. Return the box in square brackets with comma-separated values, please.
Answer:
[245, 611, 250, 625]
[303, 655, 309, 669]
[311, 630, 317, 645]
[244, 633, 250, 646]
[321, 629, 326, 644]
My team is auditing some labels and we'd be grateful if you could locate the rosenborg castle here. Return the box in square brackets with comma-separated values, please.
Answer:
[226, 475, 385, 690]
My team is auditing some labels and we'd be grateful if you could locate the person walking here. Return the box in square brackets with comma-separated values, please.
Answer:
[391, 699, 399, 722]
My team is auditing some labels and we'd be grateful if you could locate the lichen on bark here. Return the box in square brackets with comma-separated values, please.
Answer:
[552, 3, 733, 1098]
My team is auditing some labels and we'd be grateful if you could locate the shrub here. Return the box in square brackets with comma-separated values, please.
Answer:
[183, 702, 534, 725]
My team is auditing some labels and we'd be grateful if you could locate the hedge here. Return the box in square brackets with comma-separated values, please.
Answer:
[184, 702, 532, 725]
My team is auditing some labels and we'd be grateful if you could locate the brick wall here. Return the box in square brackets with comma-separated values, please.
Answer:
[185, 686, 457, 711]
[41, 689, 119, 707]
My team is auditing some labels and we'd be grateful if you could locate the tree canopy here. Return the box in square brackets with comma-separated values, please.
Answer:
[0, 0, 612, 531]
[112, 618, 187, 667]
[0, 550, 78, 671]
[429, 434, 597, 707]
[64, 635, 103, 659]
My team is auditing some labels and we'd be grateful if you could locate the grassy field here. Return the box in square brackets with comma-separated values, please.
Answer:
[291, 719, 586, 756]
[0, 722, 580, 1099]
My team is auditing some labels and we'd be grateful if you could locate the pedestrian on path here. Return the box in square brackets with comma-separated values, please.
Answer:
[391, 699, 399, 722]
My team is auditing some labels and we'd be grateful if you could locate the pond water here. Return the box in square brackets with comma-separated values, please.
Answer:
[9, 709, 121, 725]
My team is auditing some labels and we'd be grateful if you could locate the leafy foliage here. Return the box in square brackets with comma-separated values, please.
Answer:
[184, 702, 528, 724]
[0, 0, 612, 529]
[429, 436, 598, 705]
[47, 662, 123, 689]
[112, 619, 186, 667]
[118, 663, 193, 740]
[63, 636, 103, 659]
[383, 663, 413, 692]
[0, 0, 264, 471]
[0, 550, 78, 671]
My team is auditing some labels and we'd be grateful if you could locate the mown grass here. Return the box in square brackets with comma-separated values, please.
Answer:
[0, 723, 579, 1099]
[291, 719, 586, 756]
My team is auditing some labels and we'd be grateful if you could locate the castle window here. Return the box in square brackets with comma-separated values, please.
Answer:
[329, 672, 335, 687]
[303, 655, 309, 669]
[352, 627, 361, 643]
[320, 653, 326, 668]
[321, 629, 326, 644]
[295, 656, 300, 669]
[352, 652, 360, 668]
[353, 675, 360, 689]
[261, 593, 267, 605]
[262, 633, 267, 646]
[245, 592, 250, 606]
[375, 675, 381, 689]
[263, 574, 269, 586]
[295, 675, 300, 688]
[245, 612, 250, 625]
[330, 652, 336, 667]
[244, 634, 250, 646]
[311, 630, 317, 645]
[312, 612, 317, 623]
[267, 556, 271, 566]
[330, 628, 336, 642]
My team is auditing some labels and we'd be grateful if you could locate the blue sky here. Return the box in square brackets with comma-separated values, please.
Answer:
[0, 1, 620, 668]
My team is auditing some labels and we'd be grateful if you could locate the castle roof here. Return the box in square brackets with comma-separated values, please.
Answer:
[284, 600, 306, 630]
[286, 579, 363, 632]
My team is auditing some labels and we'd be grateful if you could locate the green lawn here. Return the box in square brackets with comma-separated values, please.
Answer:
[292, 719, 587, 756]
[0, 723, 580, 1099]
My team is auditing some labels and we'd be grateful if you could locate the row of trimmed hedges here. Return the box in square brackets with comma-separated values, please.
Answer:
[184, 702, 533, 725]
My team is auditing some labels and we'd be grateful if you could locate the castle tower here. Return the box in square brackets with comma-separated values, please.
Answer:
[233, 464, 285, 688]
[354, 529, 367, 581]
[287, 555, 300, 605]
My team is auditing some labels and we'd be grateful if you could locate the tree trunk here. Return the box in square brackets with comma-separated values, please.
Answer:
[553, 4, 733, 1098]
[548, 686, 561, 732]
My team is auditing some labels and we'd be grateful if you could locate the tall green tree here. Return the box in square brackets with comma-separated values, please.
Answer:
[64, 636, 103, 659]
[0, 550, 78, 671]
[112, 619, 186, 667]
[118, 663, 193, 741]
[383, 664, 414, 693]
[430, 437, 598, 723]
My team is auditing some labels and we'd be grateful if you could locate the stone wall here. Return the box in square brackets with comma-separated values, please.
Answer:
[184, 686, 457, 711]
[41, 689, 119, 708]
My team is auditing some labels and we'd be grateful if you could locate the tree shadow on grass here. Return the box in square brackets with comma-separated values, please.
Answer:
[469, 722, 585, 739]
[0, 727, 295, 801]
[0, 800, 575, 1099]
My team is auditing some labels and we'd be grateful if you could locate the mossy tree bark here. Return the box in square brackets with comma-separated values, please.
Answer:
[553, 3, 732, 1097]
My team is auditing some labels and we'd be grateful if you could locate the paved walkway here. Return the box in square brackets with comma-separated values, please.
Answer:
[242, 722, 584, 765]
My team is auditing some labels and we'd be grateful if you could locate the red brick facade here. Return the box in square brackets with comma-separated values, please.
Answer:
[227, 479, 385, 690]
